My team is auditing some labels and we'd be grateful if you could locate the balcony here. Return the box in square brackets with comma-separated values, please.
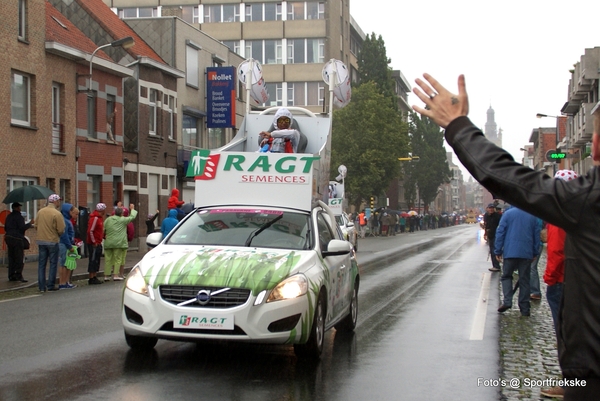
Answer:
[574, 103, 595, 145]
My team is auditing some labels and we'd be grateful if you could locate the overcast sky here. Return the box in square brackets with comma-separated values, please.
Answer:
[350, 0, 600, 178]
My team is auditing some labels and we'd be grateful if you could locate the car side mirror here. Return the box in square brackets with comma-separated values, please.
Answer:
[146, 232, 163, 248]
[322, 239, 352, 257]
[346, 221, 354, 228]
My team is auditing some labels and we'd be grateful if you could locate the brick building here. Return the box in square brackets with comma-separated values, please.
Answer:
[50, 0, 185, 248]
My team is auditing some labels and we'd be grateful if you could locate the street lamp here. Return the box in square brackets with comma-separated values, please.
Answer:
[88, 36, 135, 92]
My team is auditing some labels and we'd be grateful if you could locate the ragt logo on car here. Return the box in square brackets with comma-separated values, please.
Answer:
[187, 149, 221, 180]
[187, 150, 320, 181]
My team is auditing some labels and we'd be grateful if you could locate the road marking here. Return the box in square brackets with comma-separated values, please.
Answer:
[470, 272, 492, 340]
[0, 295, 41, 303]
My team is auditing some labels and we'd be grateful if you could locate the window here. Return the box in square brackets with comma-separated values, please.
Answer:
[246, 40, 282, 64]
[287, 2, 304, 20]
[51, 83, 64, 153]
[245, 4, 262, 21]
[287, 39, 324, 64]
[205, 4, 240, 23]
[106, 94, 116, 141]
[265, 83, 282, 106]
[317, 213, 334, 251]
[11, 71, 30, 126]
[223, 4, 240, 22]
[182, 114, 199, 148]
[208, 128, 226, 149]
[223, 40, 242, 56]
[287, 82, 324, 107]
[87, 175, 101, 211]
[87, 92, 96, 138]
[181, 6, 199, 24]
[186, 45, 199, 88]
[264, 3, 282, 21]
[149, 89, 157, 135]
[7, 177, 37, 221]
[306, 2, 324, 20]
[119, 8, 157, 18]
[167, 95, 175, 140]
[18, 0, 26, 39]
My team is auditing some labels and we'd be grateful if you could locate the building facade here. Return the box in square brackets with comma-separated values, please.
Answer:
[561, 47, 599, 176]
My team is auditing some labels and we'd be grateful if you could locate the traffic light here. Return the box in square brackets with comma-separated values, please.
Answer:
[370, 196, 374, 209]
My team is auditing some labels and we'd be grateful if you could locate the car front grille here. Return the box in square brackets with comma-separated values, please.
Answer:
[159, 285, 251, 308]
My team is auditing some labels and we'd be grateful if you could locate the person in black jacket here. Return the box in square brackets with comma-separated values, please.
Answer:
[412, 73, 600, 400]
[483, 203, 502, 272]
[4, 202, 33, 282]
[146, 210, 159, 236]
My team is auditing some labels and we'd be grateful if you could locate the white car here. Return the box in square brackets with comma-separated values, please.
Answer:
[122, 203, 360, 359]
[335, 213, 358, 251]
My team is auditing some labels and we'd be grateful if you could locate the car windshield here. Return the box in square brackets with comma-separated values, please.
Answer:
[165, 208, 310, 250]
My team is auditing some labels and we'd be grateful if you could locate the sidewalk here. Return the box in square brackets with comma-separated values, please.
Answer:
[0, 248, 146, 292]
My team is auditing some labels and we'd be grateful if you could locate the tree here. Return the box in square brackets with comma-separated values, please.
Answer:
[330, 82, 409, 210]
[403, 112, 451, 212]
[357, 33, 396, 109]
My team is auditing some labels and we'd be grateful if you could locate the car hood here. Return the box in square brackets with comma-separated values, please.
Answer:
[139, 246, 313, 295]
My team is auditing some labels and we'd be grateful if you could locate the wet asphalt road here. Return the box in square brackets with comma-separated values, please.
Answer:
[0, 225, 501, 401]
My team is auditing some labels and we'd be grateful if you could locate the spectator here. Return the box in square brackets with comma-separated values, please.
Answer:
[167, 188, 184, 211]
[161, 209, 179, 237]
[4, 202, 33, 282]
[358, 210, 367, 239]
[529, 217, 544, 301]
[494, 206, 541, 316]
[58, 203, 77, 289]
[146, 209, 160, 236]
[103, 204, 138, 281]
[68, 206, 80, 285]
[87, 203, 107, 285]
[35, 194, 66, 292]
[412, 73, 600, 398]
[123, 208, 135, 243]
[483, 203, 502, 272]
[540, 170, 578, 399]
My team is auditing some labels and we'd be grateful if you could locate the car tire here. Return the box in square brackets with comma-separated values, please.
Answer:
[294, 291, 325, 359]
[125, 332, 158, 350]
[335, 282, 358, 332]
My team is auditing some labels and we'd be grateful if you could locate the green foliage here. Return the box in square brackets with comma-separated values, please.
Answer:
[357, 33, 396, 109]
[403, 112, 451, 211]
[330, 83, 409, 209]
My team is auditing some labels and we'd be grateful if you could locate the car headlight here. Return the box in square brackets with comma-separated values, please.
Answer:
[267, 274, 308, 303]
[125, 266, 149, 297]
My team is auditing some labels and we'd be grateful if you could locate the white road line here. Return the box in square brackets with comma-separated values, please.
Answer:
[470, 272, 492, 340]
[0, 295, 41, 303]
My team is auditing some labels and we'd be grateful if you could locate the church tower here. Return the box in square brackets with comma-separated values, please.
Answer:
[484, 106, 502, 147]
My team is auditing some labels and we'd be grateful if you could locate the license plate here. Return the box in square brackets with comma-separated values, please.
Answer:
[174, 312, 234, 330]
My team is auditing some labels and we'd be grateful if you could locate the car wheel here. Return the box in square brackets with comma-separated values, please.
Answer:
[125, 332, 158, 350]
[294, 291, 325, 359]
[335, 282, 358, 332]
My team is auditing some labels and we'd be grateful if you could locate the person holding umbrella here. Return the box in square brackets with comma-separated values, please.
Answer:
[4, 202, 33, 282]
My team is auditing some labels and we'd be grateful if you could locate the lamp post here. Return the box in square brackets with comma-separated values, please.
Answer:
[88, 36, 135, 92]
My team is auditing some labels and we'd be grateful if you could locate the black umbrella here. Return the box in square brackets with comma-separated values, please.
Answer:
[3, 185, 54, 204]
